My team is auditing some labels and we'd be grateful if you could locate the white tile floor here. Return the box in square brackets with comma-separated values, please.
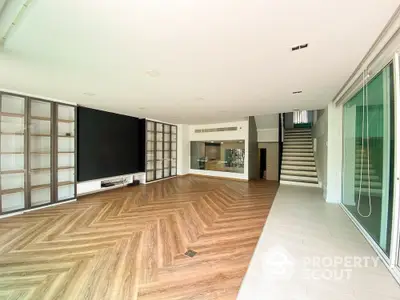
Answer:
[238, 185, 400, 300]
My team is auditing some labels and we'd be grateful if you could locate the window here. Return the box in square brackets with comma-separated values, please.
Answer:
[190, 140, 245, 174]
[293, 110, 308, 124]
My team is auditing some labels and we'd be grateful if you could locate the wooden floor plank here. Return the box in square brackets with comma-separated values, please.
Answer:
[0, 176, 278, 299]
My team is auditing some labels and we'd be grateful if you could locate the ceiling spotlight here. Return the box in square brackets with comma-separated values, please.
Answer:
[292, 91, 303, 94]
[138, 107, 145, 110]
[291, 43, 308, 51]
[83, 92, 96, 96]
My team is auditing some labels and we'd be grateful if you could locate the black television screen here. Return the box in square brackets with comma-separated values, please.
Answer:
[77, 107, 145, 181]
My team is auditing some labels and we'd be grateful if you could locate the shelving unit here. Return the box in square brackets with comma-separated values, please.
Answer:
[56, 104, 76, 202]
[0, 94, 26, 213]
[145, 120, 177, 182]
[0, 92, 77, 215]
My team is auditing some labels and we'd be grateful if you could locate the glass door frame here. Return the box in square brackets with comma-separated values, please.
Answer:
[391, 52, 400, 281]
[339, 52, 400, 284]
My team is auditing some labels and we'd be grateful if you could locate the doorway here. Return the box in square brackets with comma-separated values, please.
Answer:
[259, 148, 266, 179]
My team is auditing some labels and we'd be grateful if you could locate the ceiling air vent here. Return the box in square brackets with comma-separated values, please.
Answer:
[194, 126, 238, 133]
[291, 43, 308, 51]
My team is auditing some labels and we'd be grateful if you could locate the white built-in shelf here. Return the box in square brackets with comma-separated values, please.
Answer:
[58, 135, 74, 138]
[1, 132, 24, 135]
[1, 169, 24, 175]
[31, 168, 50, 172]
[58, 119, 74, 123]
[1, 151, 24, 154]
[1, 187, 24, 195]
[31, 134, 51, 137]
[58, 166, 74, 170]
[59, 151, 74, 154]
[30, 117, 74, 123]
[31, 181, 74, 191]
[31, 116, 50, 121]
[31, 183, 51, 190]
[0, 112, 24, 118]
[59, 181, 74, 186]
[31, 151, 51, 154]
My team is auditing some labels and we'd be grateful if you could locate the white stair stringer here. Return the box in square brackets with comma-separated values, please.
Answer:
[280, 128, 319, 187]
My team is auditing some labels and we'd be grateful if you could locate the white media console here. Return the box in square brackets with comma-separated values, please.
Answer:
[77, 172, 146, 196]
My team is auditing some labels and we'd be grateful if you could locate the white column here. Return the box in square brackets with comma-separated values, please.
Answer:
[326, 102, 343, 203]
[177, 124, 189, 175]
[342, 105, 356, 206]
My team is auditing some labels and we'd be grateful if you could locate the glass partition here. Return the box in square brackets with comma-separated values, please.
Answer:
[190, 140, 245, 173]
[342, 63, 394, 256]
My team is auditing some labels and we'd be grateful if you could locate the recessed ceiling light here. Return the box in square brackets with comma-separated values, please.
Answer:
[146, 69, 160, 77]
[83, 92, 96, 96]
[291, 43, 308, 51]
[292, 91, 303, 94]
[138, 107, 145, 110]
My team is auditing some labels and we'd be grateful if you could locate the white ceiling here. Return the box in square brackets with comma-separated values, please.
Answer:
[0, 0, 398, 124]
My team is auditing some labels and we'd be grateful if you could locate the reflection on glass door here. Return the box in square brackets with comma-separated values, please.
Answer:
[342, 63, 394, 256]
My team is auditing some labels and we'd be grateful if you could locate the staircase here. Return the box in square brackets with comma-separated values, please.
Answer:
[355, 148, 382, 196]
[280, 128, 319, 186]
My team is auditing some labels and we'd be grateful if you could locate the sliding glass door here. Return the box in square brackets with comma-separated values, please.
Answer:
[342, 63, 395, 256]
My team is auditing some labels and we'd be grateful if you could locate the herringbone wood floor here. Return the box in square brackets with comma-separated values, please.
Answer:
[0, 175, 278, 300]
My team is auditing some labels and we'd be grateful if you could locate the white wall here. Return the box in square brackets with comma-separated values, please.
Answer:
[188, 120, 249, 180]
[255, 114, 279, 142]
[189, 120, 248, 141]
[312, 108, 328, 198]
[177, 124, 189, 175]
[257, 129, 278, 142]
[326, 102, 343, 203]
